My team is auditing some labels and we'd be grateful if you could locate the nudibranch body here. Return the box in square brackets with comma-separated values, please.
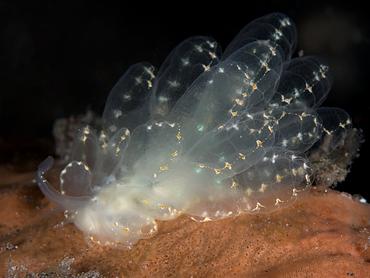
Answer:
[37, 13, 352, 246]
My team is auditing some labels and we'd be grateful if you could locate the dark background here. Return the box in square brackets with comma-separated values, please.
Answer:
[0, 1, 369, 199]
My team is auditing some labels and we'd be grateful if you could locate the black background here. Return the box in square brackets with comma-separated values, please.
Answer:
[0, 1, 369, 199]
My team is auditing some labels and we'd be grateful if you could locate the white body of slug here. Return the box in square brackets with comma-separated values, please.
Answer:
[37, 13, 352, 246]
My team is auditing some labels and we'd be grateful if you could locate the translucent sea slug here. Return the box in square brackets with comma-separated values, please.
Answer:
[37, 13, 352, 246]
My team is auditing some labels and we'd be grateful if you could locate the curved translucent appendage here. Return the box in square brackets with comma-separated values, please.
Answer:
[317, 107, 352, 150]
[92, 127, 131, 184]
[187, 112, 276, 179]
[60, 161, 93, 196]
[149, 37, 221, 118]
[37, 157, 90, 211]
[70, 125, 99, 170]
[102, 62, 156, 134]
[318, 107, 352, 135]
[68, 122, 131, 186]
[170, 41, 282, 149]
[232, 148, 311, 210]
[268, 107, 323, 152]
[271, 57, 332, 109]
[223, 13, 297, 61]
[123, 121, 183, 179]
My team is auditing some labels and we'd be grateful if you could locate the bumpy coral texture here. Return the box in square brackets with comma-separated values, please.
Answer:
[37, 13, 352, 246]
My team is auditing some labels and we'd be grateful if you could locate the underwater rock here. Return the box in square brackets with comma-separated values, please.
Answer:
[0, 165, 369, 277]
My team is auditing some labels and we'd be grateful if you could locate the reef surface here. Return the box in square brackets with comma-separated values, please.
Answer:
[0, 161, 369, 277]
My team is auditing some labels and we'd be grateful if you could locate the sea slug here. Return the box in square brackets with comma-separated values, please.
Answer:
[37, 13, 352, 246]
